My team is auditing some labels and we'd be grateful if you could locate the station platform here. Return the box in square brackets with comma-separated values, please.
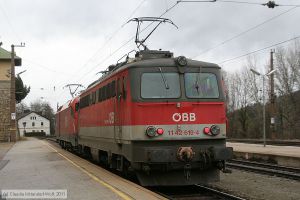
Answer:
[0, 138, 166, 200]
[227, 142, 300, 167]
[0, 142, 14, 161]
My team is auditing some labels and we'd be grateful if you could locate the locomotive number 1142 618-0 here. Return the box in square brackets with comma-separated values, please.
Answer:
[168, 129, 200, 136]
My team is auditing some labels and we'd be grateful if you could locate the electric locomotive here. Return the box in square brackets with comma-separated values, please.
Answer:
[56, 17, 233, 186]
[56, 96, 79, 148]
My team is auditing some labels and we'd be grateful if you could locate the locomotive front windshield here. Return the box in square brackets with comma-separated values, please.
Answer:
[141, 73, 181, 98]
[184, 73, 219, 98]
[140, 71, 220, 99]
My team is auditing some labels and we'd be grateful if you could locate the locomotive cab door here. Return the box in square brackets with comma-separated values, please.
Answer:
[115, 77, 126, 144]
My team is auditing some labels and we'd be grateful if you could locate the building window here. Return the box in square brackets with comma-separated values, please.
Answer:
[32, 122, 35, 127]
[31, 116, 36, 120]
[32, 130, 35, 132]
[41, 130, 44, 133]
[41, 122, 44, 126]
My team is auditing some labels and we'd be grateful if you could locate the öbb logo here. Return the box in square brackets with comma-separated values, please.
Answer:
[172, 113, 196, 122]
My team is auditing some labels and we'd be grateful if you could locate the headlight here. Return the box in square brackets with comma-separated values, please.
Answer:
[176, 56, 187, 66]
[210, 125, 220, 136]
[146, 126, 156, 137]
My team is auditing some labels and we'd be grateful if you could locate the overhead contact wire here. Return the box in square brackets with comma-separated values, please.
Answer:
[218, 35, 300, 64]
[56, 0, 147, 102]
[75, 0, 182, 85]
[58, 0, 147, 86]
[193, 6, 298, 58]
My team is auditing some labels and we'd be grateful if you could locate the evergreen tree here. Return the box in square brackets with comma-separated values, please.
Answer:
[15, 76, 30, 103]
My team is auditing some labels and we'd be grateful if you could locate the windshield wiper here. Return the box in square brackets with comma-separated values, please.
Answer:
[159, 67, 169, 90]
[195, 67, 202, 94]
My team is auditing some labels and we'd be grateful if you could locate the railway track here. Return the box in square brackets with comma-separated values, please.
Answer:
[227, 159, 300, 180]
[45, 138, 245, 200]
[227, 139, 300, 147]
[152, 185, 246, 200]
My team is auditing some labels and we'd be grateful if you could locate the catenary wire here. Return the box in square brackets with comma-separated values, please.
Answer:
[218, 0, 267, 5]
[55, 0, 148, 102]
[55, 0, 182, 105]
[59, 0, 147, 82]
[179, 0, 260, 5]
[217, 0, 300, 7]
[0, 1, 22, 42]
[218, 35, 300, 64]
[193, 5, 298, 58]
[73, 0, 182, 85]
[180, 0, 300, 7]
[23, 58, 79, 77]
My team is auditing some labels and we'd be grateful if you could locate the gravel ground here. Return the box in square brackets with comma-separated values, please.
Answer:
[210, 169, 300, 200]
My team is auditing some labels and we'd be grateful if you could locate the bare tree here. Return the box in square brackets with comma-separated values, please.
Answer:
[30, 99, 55, 135]
[274, 42, 300, 139]
[224, 56, 264, 138]
[30, 99, 44, 113]
[275, 47, 298, 96]
[224, 41, 300, 139]
[16, 102, 29, 117]
[224, 67, 252, 137]
[245, 56, 262, 104]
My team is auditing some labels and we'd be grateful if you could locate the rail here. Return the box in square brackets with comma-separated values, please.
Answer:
[227, 139, 300, 147]
[227, 159, 300, 181]
[153, 185, 246, 200]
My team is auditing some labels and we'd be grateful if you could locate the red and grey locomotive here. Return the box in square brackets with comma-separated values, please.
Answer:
[55, 17, 233, 186]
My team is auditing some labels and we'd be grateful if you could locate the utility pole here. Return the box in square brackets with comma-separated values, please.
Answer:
[10, 43, 25, 142]
[269, 49, 276, 139]
[251, 68, 277, 147]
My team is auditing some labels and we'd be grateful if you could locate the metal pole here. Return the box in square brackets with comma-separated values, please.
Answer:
[10, 43, 25, 141]
[270, 49, 276, 139]
[262, 75, 266, 147]
[10, 45, 16, 142]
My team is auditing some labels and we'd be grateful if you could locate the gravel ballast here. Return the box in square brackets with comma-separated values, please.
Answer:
[210, 169, 300, 200]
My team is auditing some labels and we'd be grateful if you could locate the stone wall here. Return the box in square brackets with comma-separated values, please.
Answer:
[0, 81, 11, 142]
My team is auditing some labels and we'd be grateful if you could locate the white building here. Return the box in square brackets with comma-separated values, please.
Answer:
[18, 112, 50, 136]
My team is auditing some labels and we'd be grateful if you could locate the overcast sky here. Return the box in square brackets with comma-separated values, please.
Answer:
[0, 0, 299, 110]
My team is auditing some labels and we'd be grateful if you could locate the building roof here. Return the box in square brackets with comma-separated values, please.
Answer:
[0, 47, 22, 66]
[17, 111, 50, 122]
